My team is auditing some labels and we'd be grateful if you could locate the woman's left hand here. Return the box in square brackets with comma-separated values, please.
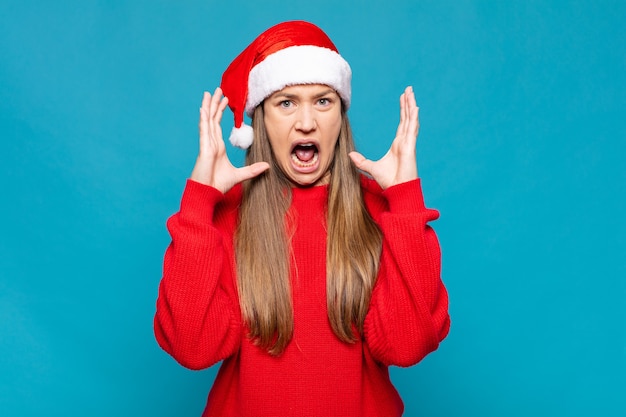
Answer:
[349, 86, 419, 190]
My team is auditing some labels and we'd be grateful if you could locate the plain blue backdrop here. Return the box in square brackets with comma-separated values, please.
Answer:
[1, 1, 624, 416]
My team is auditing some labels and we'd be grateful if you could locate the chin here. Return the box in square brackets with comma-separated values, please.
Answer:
[287, 173, 323, 188]
[291, 179, 318, 188]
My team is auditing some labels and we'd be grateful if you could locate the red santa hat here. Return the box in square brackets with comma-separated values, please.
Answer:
[220, 20, 352, 149]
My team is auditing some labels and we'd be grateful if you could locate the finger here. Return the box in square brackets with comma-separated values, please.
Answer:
[199, 91, 209, 118]
[398, 90, 407, 126]
[406, 87, 419, 137]
[208, 94, 228, 140]
[199, 92, 210, 139]
[233, 162, 270, 183]
[247, 161, 270, 177]
[202, 90, 211, 109]
[415, 106, 420, 137]
[208, 87, 223, 120]
[204, 88, 227, 150]
[215, 95, 229, 125]
[349, 151, 374, 175]
[407, 86, 416, 109]
[396, 89, 409, 139]
[403, 86, 413, 133]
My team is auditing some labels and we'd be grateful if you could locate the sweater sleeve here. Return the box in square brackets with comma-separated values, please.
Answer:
[153, 180, 242, 370]
[364, 179, 450, 367]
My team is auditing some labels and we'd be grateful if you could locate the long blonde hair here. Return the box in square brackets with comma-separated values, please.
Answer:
[235, 104, 382, 355]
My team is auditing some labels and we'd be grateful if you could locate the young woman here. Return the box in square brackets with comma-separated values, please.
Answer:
[154, 20, 450, 417]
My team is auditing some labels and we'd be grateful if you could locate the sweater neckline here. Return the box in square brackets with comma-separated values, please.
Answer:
[290, 184, 329, 201]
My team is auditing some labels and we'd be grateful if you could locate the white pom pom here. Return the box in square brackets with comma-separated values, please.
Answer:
[229, 123, 254, 149]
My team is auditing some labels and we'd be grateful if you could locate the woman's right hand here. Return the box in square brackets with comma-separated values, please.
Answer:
[190, 88, 270, 193]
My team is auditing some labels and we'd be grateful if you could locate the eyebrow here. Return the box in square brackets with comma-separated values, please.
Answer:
[271, 88, 338, 100]
[313, 89, 338, 99]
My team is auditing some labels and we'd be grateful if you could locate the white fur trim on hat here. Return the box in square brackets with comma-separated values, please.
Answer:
[245, 45, 352, 116]
[229, 123, 254, 149]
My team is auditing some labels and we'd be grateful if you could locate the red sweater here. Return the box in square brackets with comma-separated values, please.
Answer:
[154, 177, 450, 417]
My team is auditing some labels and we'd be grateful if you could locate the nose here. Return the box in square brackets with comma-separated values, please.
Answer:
[295, 105, 317, 132]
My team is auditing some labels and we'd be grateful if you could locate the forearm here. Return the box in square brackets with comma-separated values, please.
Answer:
[364, 179, 450, 366]
[154, 180, 242, 369]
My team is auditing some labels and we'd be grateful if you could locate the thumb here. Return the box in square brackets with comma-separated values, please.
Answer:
[349, 151, 374, 175]
[234, 161, 270, 183]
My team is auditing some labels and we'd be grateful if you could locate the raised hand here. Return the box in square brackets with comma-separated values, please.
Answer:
[190, 88, 269, 193]
[349, 86, 420, 190]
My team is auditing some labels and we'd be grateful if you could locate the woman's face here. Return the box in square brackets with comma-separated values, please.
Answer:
[263, 84, 342, 187]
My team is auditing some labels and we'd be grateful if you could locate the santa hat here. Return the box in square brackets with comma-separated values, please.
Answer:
[220, 21, 352, 149]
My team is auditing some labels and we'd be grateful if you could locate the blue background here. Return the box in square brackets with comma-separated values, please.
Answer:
[1, 0, 624, 415]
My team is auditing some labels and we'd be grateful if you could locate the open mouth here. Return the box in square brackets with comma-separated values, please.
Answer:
[291, 143, 319, 167]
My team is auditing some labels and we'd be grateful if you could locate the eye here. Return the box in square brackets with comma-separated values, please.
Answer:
[279, 100, 292, 108]
[318, 98, 330, 106]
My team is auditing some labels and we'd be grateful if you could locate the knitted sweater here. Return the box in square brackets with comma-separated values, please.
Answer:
[154, 176, 450, 417]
